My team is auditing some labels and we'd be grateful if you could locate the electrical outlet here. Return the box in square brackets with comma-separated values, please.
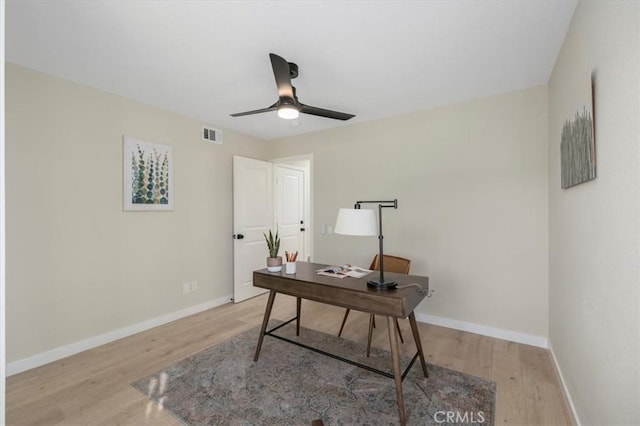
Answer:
[182, 282, 191, 294]
[191, 281, 198, 292]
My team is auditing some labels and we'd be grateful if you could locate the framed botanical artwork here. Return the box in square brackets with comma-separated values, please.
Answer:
[123, 136, 173, 211]
[560, 76, 596, 189]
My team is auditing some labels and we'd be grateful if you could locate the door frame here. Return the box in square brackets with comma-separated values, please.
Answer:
[271, 154, 313, 262]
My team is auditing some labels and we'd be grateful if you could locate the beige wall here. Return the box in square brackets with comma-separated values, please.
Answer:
[271, 86, 549, 340]
[5, 64, 270, 362]
[548, 1, 640, 424]
[7, 65, 550, 364]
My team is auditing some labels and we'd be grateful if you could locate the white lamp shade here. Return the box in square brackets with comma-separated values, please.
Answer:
[334, 208, 377, 236]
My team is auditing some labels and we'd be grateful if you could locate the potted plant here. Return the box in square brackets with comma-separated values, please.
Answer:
[264, 228, 282, 272]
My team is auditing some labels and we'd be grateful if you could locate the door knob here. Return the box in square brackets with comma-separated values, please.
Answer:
[233, 234, 245, 239]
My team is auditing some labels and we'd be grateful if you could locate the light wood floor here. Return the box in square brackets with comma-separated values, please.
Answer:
[6, 294, 574, 425]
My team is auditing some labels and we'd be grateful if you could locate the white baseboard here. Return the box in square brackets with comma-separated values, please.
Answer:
[549, 343, 582, 425]
[9, 299, 549, 376]
[414, 312, 548, 348]
[6, 295, 233, 376]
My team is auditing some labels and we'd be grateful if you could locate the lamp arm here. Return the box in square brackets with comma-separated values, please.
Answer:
[354, 199, 397, 209]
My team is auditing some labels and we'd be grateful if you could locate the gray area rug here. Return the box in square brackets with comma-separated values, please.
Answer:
[132, 321, 495, 425]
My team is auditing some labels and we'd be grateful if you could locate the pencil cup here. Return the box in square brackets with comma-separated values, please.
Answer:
[285, 261, 297, 274]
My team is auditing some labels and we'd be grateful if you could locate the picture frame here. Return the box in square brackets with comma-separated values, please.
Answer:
[123, 136, 173, 211]
[560, 76, 596, 189]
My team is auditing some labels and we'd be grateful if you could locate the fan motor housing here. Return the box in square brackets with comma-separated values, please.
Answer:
[288, 62, 298, 79]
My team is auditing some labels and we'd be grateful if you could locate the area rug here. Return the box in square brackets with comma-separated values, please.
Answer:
[132, 321, 495, 425]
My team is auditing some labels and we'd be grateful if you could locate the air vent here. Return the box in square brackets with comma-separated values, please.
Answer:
[202, 126, 222, 144]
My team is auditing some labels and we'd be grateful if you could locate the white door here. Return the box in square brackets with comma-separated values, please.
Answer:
[233, 156, 272, 303]
[274, 165, 306, 262]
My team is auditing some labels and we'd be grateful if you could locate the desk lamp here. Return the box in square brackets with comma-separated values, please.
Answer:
[334, 199, 398, 289]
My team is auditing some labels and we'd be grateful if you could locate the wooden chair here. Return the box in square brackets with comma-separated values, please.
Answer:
[338, 254, 411, 357]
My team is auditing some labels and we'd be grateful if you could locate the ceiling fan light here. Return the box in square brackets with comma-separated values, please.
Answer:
[277, 105, 299, 120]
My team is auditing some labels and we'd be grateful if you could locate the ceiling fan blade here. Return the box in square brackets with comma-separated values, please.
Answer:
[299, 104, 355, 121]
[269, 53, 295, 99]
[230, 104, 277, 117]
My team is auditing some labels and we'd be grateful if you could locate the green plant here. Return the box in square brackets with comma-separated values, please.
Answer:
[263, 228, 280, 258]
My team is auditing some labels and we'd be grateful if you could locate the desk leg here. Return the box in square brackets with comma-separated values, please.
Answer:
[366, 314, 375, 357]
[409, 312, 429, 378]
[296, 297, 301, 336]
[387, 316, 406, 426]
[254, 290, 277, 362]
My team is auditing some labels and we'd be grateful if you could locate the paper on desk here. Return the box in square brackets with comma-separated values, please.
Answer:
[316, 265, 372, 279]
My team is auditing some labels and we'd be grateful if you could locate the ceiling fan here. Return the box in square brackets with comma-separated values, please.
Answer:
[231, 53, 355, 121]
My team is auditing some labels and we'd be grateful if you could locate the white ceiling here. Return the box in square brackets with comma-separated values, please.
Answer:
[6, 0, 576, 140]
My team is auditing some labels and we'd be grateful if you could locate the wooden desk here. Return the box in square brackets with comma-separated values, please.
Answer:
[253, 261, 429, 425]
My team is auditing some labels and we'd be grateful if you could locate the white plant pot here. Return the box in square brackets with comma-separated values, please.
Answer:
[266, 256, 283, 272]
